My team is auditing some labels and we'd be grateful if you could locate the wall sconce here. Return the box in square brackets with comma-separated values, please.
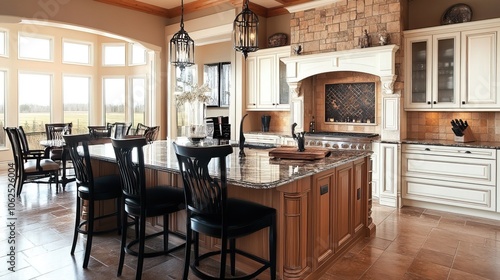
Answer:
[233, 0, 259, 59]
[170, 0, 194, 69]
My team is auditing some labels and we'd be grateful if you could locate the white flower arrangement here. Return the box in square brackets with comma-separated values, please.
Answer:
[175, 82, 212, 108]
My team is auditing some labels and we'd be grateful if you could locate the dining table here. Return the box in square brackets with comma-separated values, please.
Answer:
[39, 139, 75, 189]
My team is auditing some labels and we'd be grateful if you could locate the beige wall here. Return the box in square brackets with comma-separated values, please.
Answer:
[0, 0, 168, 137]
[408, 0, 500, 29]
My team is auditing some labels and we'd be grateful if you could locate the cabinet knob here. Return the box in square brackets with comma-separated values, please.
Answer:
[424, 148, 430, 151]
[462, 101, 465, 105]
[433, 101, 437, 104]
[427, 101, 431, 105]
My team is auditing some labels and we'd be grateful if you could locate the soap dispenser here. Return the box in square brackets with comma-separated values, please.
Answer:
[309, 116, 315, 133]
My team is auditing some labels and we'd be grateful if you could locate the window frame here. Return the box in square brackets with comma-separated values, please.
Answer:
[62, 74, 91, 133]
[102, 76, 126, 124]
[129, 43, 147, 66]
[0, 69, 7, 148]
[102, 43, 126, 66]
[129, 75, 148, 128]
[17, 71, 53, 131]
[18, 32, 54, 62]
[62, 38, 93, 66]
[0, 28, 8, 58]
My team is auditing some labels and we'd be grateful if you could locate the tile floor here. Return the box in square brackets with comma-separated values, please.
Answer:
[1, 175, 500, 279]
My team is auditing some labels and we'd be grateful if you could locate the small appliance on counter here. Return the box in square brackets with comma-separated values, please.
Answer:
[206, 116, 230, 140]
[261, 115, 271, 132]
[451, 119, 474, 142]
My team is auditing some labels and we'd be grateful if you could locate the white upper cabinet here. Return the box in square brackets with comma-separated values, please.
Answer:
[405, 18, 500, 111]
[246, 46, 290, 111]
[461, 27, 499, 109]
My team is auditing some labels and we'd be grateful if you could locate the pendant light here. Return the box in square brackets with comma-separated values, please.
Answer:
[233, 0, 259, 59]
[170, 0, 194, 69]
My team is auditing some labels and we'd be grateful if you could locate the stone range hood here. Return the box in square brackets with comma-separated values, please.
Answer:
[281, 44, 401, 141]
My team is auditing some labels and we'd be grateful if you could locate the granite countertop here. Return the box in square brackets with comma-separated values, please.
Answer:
[398, 139, 500, 149]
[87, 140, 371, 189]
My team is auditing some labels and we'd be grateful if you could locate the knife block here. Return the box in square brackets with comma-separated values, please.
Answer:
[454, 127, 474, 143]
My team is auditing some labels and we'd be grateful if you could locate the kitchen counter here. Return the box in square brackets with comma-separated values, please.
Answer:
[87, 139, 374, 280]
[87, 139, 372, 189]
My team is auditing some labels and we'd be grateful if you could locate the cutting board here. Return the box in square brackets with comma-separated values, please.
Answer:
[269, 147, 331, 160]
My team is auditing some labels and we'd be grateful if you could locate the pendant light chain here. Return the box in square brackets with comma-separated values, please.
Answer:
[170, 0, 195, 69]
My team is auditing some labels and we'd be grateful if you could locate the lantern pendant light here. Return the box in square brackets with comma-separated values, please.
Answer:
[233, 0, 259, 59]
[170, 0, 194, 69]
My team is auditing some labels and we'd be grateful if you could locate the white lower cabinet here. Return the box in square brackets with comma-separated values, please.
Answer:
[402, 144, 496, 212]
[378, 143, 400, 207]
[243, 133, 281, 144]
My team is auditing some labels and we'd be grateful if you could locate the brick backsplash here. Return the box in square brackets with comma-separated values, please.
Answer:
[406, 111, 500, 142]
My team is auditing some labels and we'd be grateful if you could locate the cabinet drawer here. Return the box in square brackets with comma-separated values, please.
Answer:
[402, 144, 496, 159]
[402, 153, 496, 186]
[402, 177, 495, 211]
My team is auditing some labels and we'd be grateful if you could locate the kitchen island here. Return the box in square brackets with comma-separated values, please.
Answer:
[87, 140, 374, 280]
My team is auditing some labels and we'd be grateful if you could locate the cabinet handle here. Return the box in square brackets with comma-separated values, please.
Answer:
[427, 101, 431, 105]
[465, 151, 471, 154]
[462, 101, 465, 105]
[357, 188, 361, 200]
[320, 185, 329, 195]
[424, 148, 430, 151]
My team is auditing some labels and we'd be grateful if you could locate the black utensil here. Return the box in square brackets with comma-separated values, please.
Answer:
[451, 120, 458, 128]
[459, 119, 465, 130]
[452, 127, 463, 136]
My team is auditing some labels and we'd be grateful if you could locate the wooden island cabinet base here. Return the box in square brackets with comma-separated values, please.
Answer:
[86, 142, 374, 280]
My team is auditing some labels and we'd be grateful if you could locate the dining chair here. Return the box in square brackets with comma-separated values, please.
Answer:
[134, 123, 159, 143]
[173, 142, 277, 280]
[45, 122, 72, 161]
[111, 138, 185, 280]
[110, 122, 132, 139]
[63, 134, 123, 268]
[18, 126, 47, 161]
[4, 127, 60, 196]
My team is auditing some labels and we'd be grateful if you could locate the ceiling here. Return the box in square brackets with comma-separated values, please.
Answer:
[95, 0, 317, 18]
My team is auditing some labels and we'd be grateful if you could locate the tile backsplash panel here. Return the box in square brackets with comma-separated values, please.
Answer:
[406, 111, 500, 142]
[325, 82, 376, 124]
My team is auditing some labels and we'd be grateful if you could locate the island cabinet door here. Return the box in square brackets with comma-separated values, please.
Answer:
[353, 158, 367, 234]
[334, 162, 354, 250]
[312, 170, 336, 267]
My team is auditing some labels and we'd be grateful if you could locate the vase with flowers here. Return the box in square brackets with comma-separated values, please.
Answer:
[175, 82, 212, 144]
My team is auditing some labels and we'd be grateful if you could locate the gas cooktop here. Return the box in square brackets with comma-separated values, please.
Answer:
[307, 132, 379, 138]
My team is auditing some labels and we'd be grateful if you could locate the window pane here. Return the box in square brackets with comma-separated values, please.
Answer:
[0, 30, 6, 56]
[19, 34, 52, 61]
[63, 76, 90, 134]
[131, 77, 145, 127]
[131, 44, 146, 65]
[104, 77, 125, 123]
[63, 41, 91, 65]
[0, 71, 5, 147]
[103, 44, 125, 66]
[18, 73, 51, 140]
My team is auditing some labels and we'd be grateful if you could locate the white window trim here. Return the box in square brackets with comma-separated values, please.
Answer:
[17, 70, 53, 122]
[102, 43, 126, 67]
[62, 73, 92, 124]
[0, 28, 9, 58]
[102, 75, 126, 124]
[128, 43, 147, 66]
[128, 75, 148, 126]
[62, 38, 93, 66]
[18, 32, 54, 62]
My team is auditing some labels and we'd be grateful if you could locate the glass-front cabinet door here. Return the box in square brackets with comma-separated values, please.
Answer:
[405, 33, 460, 110]
[432, 33, 460, 109]
[405, 36, 432, 109]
